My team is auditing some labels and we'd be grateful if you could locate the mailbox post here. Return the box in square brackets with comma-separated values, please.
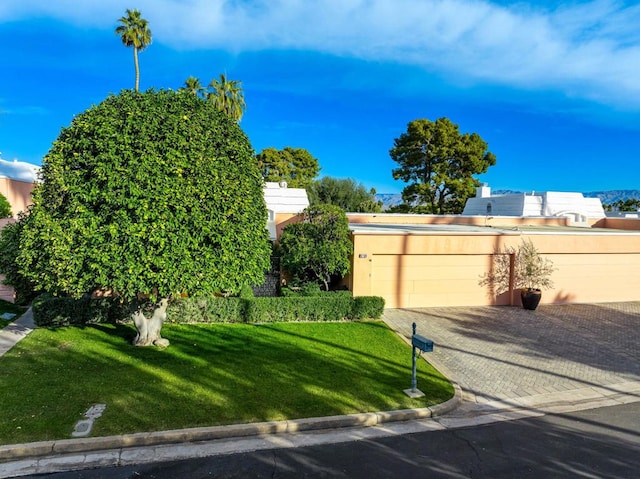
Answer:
[404, 322, 434, 398]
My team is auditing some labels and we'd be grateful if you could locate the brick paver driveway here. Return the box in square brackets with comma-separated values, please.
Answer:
[383, 302, 640, 406]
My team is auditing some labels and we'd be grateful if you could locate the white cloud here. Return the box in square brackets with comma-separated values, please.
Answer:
[0, 157, 40, 182]
[2, 0, 639, 108]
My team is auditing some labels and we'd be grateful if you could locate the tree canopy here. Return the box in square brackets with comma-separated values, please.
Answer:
[179, 74, 246, 122]
[17, 89, 271, 308]
[257, 147, 320, 189]
[115, 9, 152, 92]
[208, 74, 246, 122]
[279, 204, 352, 291]
[604, 198, 640, 212]
[390, 117, 496, 214]
[182, 76, 205, 97]
[307, 177, 382, 213]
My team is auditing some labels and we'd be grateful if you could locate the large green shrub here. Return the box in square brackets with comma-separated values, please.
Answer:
[15, 89, 271, 345]
[18, 89, 270, 300]
[279, 204, 353, 291]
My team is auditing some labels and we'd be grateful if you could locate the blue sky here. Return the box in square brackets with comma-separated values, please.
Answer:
[1, 0, 639, 194]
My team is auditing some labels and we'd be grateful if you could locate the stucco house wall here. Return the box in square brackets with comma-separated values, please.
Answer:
[345, 214, 640, 309]
[264, 182, 309, 241]
[0, 177, 35, 218]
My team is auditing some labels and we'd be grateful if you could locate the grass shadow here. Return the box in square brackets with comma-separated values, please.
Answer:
[0, 320, 453, 445]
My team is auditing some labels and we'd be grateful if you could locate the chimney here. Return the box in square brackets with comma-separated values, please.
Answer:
[477, 184, 491, 198]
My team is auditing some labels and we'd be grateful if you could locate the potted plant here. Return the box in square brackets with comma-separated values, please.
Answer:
[480, 239, 555, 310]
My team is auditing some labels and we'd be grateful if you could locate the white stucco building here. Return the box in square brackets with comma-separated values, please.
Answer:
[263, 182, 310, 240]
[462, 185, 606, 225]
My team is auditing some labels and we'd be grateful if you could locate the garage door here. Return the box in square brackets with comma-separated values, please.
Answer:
[371, 254, 494, 308]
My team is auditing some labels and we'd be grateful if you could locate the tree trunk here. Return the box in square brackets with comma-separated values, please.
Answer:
[321, 272, 330, 291]
[133, 47, 140, 92]
[131, 298, 170, 348]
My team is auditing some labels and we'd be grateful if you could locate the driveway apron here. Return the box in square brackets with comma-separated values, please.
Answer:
[383, 302, 640, 410]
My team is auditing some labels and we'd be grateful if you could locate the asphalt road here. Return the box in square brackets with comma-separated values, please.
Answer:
[21, 402, 640, 479]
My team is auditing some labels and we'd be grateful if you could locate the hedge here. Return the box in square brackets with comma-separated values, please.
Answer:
[33, 293, 385, 327]
[32, 293, 129, 327]
[351, 296, 386, 320]
[167, 297, 246, 323]
[245, 296, 354, 323]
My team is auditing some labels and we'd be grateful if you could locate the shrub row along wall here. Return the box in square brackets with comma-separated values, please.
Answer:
[32, 293, 385, 327]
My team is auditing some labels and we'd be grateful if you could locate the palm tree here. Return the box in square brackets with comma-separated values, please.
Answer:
[207, 73, 246, 122]
[115, 9, 152, 92]
[182, 76, 205, 97]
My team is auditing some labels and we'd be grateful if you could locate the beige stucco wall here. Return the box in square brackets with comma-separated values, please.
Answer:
[594, 217, 640, 230]
[0, 177, 35, 217]
[274, 212, 303, 241]
[271, 212, 640, 308]
[349, 227, 640, 308]
[347, 213, 572, 228]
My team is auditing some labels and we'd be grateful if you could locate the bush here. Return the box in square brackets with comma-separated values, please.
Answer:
[32, 294, 129, 327]
[279, 204, 352, 291]
[351, 296, 385, 319]
[32, 293, 386, 326]
[32, 294, 79, 327]
[239, 284, 255, 299]
[17, 89, 271, 304]
[167, 296, 246, 323]
[246, 296, 354, 323]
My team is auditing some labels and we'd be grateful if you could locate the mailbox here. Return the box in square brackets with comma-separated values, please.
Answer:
[412, 334, 433, 353]
[404, 322, 434, 397]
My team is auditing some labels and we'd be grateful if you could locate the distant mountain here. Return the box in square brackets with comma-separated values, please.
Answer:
[376, 190, 640, 210]
[375, 194, 404, 210]
[583, 190, 640, 205]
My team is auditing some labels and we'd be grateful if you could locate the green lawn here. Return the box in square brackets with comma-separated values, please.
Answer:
[0, 300, 26, 329]
[0, 321, 454, 445]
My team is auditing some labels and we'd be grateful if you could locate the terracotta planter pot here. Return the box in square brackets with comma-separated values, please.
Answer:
[521, 288, 542, 310]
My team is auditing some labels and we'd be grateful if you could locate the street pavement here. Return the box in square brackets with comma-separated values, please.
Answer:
[1, 302, 640, 477]
[24, 402, 640, 478]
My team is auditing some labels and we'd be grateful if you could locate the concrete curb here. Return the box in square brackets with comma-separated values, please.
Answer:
[0, 388, 462, 463]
